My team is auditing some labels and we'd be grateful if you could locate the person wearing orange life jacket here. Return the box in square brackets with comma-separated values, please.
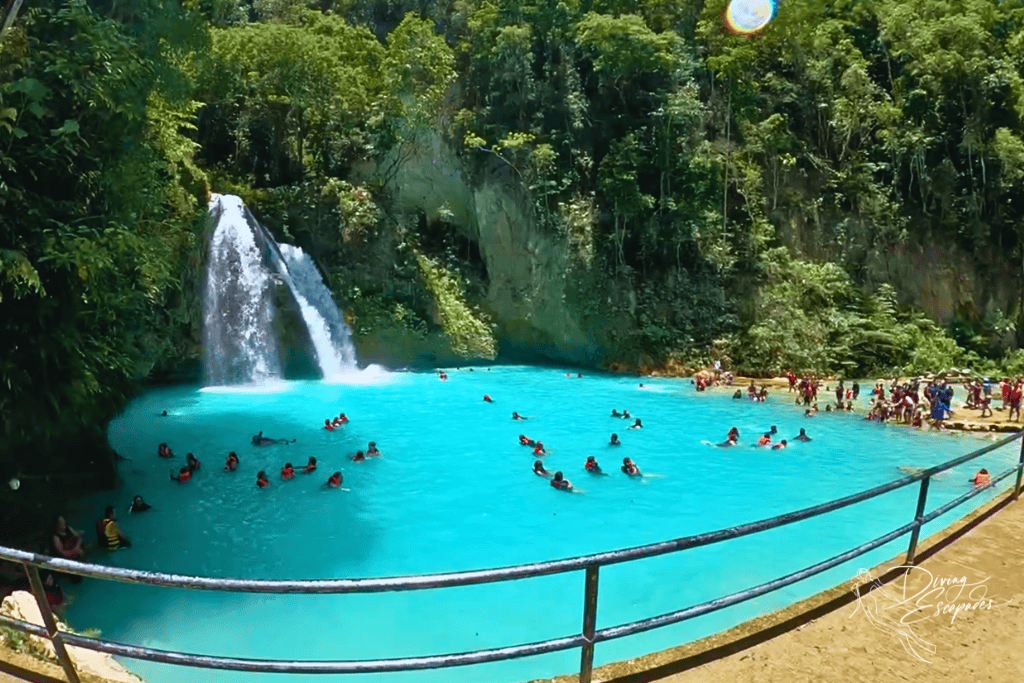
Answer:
[281, 463, 295, 479]
[772, 440, 788, 450]
[366, 442, 381, 456]
[550, 472, 573, 491]
[351, 450, 366, 462]
[225, 452, 239, 471]
[971, 469, 991, 487]
[186, 453, 200, 472]
[256, 471, 269, 488]
[323, 419, 334, 431]
[327, 472, 342, 487]
[519, 435, 535, 446]
[158, 443, 173, 458]
[338, 413, 349, 424]
[533, 441, 546, 455]
[483, 394, 494, 403]
[171, 467, 191, 483]
[303, 457, 317, 473]
[585, 456, 608, 475]
[757, 433, 772, 446]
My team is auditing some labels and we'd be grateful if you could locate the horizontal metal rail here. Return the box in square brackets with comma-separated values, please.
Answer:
[0, 431, 1020, 683]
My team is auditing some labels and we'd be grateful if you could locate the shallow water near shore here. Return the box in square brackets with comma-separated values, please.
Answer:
[63, 366, 1016, 683]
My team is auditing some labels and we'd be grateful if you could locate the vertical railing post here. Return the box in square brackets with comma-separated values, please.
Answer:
[905, 477, 930, 565]
[578, 564, 600, 683]
[22, 563, 82, 683]
[1014, 434, 1024, 502]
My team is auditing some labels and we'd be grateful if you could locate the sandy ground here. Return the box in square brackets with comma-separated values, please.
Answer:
[536, 484, 1024, 683]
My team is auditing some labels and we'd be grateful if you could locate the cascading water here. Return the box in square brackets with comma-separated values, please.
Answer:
[278, 244, 357, 379]
[203, 195, 282, 385]
[203, 194, 357, 385]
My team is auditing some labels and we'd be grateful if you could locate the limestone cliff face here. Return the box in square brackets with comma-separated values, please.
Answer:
[359, 132, 609, 366]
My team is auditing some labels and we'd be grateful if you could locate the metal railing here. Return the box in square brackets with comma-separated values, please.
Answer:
[2, 432, 1023, 683]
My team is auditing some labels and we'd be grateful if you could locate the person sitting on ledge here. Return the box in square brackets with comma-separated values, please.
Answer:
[52, 516, 84, 561]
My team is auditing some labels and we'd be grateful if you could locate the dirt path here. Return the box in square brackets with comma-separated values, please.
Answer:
[544, 486, 1024, 683]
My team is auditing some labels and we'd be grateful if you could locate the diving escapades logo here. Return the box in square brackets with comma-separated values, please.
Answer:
[849, 567, 1012, 663]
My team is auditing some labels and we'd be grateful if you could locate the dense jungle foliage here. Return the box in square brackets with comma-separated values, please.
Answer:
[4, 0, 1024, 453]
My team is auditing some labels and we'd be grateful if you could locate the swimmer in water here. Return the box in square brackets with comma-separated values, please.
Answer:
[170, 466, 191, 483]
[225, 452, 239, 471]
[160, 410, 168, 417]
[728, 427, 740, 441]
[281, 463, 295, 479]
[366, 442, 380, 456]
[757, 433, 772, 446]
[772, 440, 788, 450]
[622, 410, 631, 419]
[611, 409, 622, 418]
[804, 408, 815, 417]
[186, 453, 200, 472]
[717, 435, 738, 447]
[351, 450, 366, 462]
[795, 428, 811, 442]
[129, 496, 151, 513]
[483, 394, 494, 403]
[158, 443, 173, 458]
[256, 471, 269, 488]
[971, 469, 990, 487]
[628, 418, 643, 430]
[533, 441, 547, 456]
[303, 457, 317, 473]
[533, 460, 550, 477]
[621, 458, 641, 476]
[512, 412, 527, 420]
[609, 433, 621, 446]
[769, 426, 778, 436]
[585, 456, 607, 474]
[323, 419, 334, 431]
[327, 472, 342, 487]
[338, 413, 349, 424]
[733, 390, 742, 399]
[550, 472, 573, 491]
[519, 434, 535, 447]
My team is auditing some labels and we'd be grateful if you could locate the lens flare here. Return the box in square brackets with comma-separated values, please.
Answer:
[725, 0, 776, 34]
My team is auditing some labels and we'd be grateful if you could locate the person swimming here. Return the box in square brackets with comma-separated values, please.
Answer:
[327, 472, 342, 487]
[512, 412, 527, 420]
[971, 469, 991, 486]
[337, 413, 349, 424]
[252, 432, 296, 446]
[609, 433, 621, 446]
[550, 472, 573, 491]
[303, 457, 317, 473]
[323, 419, 334, 431]
[584, 456, 606, 474]
[717, 435, 738, 447]
[186, 453, 200, 472]
[728, 427, 740, 441]
[158, 443, 173, 458]
[129, 496, 151, 513]
[256, 471, 269, 488]
[366, 442, 380, 456]
[351, 450, 366, 462]
[757, 433, 772, 446]
[483, 395, 494, 403]
[804, 408, 815, 417]
[795, 428, 811, 441]
[225, 452, 239, 471]
[772, 440, 788, 450]
[533, 460, 550, 477]
[610, 409, 622, 418]
[628, 418, 642, 430]
[519, 434, 535, 447]
[281, 463, 295, 479]
[533, 441, 547, 456]
[621, 458, 641, 476]
[171, 467, 191, 483]
[769, 426, 777, 435]
[622, 410, 631, 419]
[160, 410, 168, 417]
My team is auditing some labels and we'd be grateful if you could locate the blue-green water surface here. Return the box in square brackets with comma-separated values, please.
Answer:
[64, 367, 1016, 683]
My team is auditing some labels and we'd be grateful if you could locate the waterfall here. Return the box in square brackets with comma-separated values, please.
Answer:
[278, 245, 357, 379]
[203, 194, 357, 385]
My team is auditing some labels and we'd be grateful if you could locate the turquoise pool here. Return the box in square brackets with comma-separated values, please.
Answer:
[64, 367, 1016, 683]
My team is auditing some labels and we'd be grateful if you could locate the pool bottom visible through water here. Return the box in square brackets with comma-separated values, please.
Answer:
[62, 366, 1017, 683]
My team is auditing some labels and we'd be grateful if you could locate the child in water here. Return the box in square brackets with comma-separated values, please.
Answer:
[533, 460, 549, 477]
[303, 457, 317, 473]
[621, 458, 641, 476]
[186, 453, 200, 472]
[609, 433, 621, 446]
[533, 441, 547, 455]
[158, 443, 173, 458]
[170, 467, 191, 483]
[225, 452, 239, 471]
[772, 440, 788, 450]
[628, 418, 643, 429]
[327, 472, 342, 488]
[366, 442, 381, 456]
[585, 456, 607, 474]
[351, 451, 366, 462]
[256, 471, 269, 488]
[281, 463, 295, 479]
[512, 412, 527, 420]
[129, 496, 151, 513]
